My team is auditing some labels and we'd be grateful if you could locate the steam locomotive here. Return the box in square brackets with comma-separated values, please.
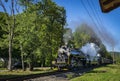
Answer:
[52, 45, 112, 70]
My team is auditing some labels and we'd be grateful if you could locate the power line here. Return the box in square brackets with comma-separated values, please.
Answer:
[91, 0, 104, 25]
[90, 0, 116, 45]
[87, 0, 106, 41]
[80, 0, 103, 41]
[80, 0, 97, 28]
[81, 0, 112, 45]
[87, 0, 101, 28]
[90, 0, 107, 31]
[87, 0, 108, 42]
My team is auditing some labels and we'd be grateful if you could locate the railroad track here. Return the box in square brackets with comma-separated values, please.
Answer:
[0, 66, 102, 81]
[0, 70, 69, 81]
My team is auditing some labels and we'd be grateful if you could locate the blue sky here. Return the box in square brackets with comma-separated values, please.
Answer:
[0, 0, 120, 52]
[53, 0, 120, 52]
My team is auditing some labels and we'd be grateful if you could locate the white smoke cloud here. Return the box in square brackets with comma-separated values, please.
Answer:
[80, 43, 100, 61]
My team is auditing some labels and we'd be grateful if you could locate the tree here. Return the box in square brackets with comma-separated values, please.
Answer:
[0, 12, 9, 68]
[73, 23, 102, 48]
[38, 0, 66, 68]
[14, 0, 66, 70]
[0, 0, 16, 71]
[0, 0, 66, 71]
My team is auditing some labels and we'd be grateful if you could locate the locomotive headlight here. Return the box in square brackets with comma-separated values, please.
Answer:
[67, 52, 70, 56]
[97, 54, 101, 57]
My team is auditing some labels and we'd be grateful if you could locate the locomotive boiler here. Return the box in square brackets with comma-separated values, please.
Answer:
[52, 45, 86, 70]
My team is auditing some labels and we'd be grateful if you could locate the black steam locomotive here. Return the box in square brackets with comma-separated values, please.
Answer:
[52, 45, 112, 70]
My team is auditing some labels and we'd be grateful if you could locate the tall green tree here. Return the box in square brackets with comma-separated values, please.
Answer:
[14, 0, 66, 70]
[40, 0, 66, 67]
[0, 12, 9, 67]
[0, 0, 17, 71]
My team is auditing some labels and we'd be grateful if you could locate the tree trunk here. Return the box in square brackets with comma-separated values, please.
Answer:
[8, 0, 15, 71]
[20, 44, 25, 71]
[28, 62, 33, 71]
[8, 33, 12, 71]
[28, 53, 34, 71]
[50, 34, 53, 69]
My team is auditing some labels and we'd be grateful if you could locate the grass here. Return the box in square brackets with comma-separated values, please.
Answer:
[0, 67, 53, 79]
[67, 73, 74, 79]
[0, 68, 6, 70]
[71, 64, 120, 81]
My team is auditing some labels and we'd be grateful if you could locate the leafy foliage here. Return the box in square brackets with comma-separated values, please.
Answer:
[0, 0, 66, 70]
[73, 23, 101, 48]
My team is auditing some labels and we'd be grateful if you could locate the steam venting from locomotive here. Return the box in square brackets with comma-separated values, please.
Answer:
[80, 43, 100, 61]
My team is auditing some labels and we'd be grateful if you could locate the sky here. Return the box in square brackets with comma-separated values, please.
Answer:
[53, 0, 120, 52]
[0, 0, 120, 52]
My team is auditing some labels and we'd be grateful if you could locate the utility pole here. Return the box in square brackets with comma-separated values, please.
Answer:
[112, 45, 115, 64]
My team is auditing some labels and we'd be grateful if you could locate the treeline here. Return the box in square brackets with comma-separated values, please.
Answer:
[0, 0, 66, 71]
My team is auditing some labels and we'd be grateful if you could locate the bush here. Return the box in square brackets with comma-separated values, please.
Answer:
[0, 60, 4, 68]
[115, 58, 120, 65]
